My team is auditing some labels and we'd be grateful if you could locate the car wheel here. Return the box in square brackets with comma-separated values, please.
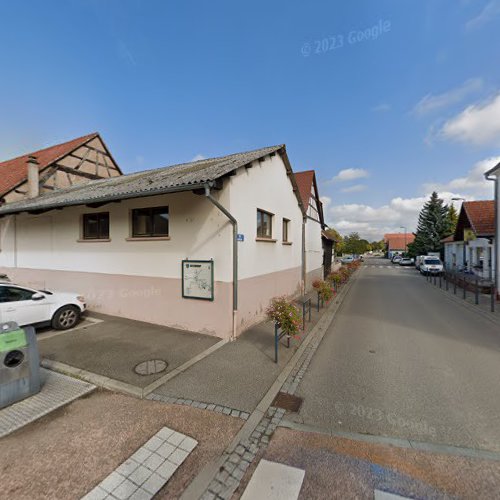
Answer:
[52, 305, 80, 330]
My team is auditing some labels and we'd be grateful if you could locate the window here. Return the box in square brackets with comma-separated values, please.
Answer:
[0, 286, 35, 303]
[257, 209, 273, 238]
[83, 212, 109, 240]
[282, 218, 290, 242]
[132, 206, 169, 237]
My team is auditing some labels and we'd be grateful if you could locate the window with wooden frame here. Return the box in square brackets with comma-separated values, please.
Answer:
[256, 209, 273, 239]
[131, 206, 169, 238]
[282, 218, 290, 243]
[82, 212, 109, 240]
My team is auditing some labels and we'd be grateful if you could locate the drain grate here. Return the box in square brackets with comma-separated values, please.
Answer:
[272, 392, 303, 412]
[134, 359, 168, 376]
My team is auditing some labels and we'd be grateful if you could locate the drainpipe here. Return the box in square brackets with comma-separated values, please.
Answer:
[204, 184, 238, 340]
[301, 215, 307, 296]
[486, 173, 499, 298]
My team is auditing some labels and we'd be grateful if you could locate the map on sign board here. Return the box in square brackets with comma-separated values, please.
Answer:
[182, 260, 214, 300]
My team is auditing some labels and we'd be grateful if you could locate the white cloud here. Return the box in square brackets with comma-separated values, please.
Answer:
[329, 168, 369, 183]
[439, 94, 500, 145]
[466, 0, 500, 30]
[423, 156, 500, 197]
[320, 196, 331, 211]
[325, 157, 498, 240]
[341, 184, 367, 193]
[413, 78, 483, 116]
[372, 103, 391, 113]
[191, 154, 206, 162]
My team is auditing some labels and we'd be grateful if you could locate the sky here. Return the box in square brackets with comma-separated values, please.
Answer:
[0, 0, 499, 240]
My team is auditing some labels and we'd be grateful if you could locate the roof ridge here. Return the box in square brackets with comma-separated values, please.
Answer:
[0, 132, 98, 165]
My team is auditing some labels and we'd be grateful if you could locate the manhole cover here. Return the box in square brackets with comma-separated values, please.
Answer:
[272, 392, 303, 412]
[134, 359, 168, 375]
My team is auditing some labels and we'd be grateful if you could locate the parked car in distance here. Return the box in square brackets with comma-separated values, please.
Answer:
[420, 257, 444, 275]
[399, 257, 414, 266]
[392, 255, 403, 264]
[341, 255, 354, 264]
[0, 284, 86, 330]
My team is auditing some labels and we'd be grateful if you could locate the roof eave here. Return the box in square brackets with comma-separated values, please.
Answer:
[485, 161, 500, 177]
[0, 181, 208, 217]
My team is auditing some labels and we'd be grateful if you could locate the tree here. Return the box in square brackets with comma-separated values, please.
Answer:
[343, 232, 370, 255]
[324, 227, 344, 254]
[445, 203, 458, 237]
[407, 192, 450, 257]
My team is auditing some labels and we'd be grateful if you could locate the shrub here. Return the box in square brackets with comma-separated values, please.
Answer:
[327, 272, 342, 285]
[313, 279, 335, 302]
[266, 296, 302, 337]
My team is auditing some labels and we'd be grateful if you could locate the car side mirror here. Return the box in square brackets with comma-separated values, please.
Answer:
[31, 293, 45, 301]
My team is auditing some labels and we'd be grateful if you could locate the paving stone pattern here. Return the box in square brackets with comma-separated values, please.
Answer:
[200, 279, 353, 499]
[0, 368, 95, 438]
[146, 393, 250, 421]
[82, 426, 198, 500]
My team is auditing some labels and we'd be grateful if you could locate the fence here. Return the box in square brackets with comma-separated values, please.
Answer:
[425, 269, 496, 313]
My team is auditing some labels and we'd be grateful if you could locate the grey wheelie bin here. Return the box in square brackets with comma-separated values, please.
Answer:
[0, 322, 41, 409]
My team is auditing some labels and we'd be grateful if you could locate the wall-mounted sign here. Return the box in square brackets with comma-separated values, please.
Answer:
[237, 234, 245, 242]
[464, 228, 476, 242]
[182, 260, 214, 301]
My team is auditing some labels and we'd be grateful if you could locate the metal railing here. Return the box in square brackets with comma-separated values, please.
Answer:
[274, 323, 290, 363]
[425, 268, 496, 313]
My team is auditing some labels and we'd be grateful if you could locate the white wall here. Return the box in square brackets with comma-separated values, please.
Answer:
[0, 191, 234, 282]
[228, 154, 303, 281]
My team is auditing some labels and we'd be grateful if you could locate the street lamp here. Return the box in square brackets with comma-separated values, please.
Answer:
[400, 226, 407, 254]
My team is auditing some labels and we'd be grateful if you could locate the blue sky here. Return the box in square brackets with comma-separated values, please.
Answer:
[1, 0, 499, 239]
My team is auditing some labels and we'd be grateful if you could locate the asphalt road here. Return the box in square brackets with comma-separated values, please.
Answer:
[290, 258, 500, 452]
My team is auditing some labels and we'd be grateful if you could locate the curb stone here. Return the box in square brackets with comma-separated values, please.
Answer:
[180, 270, 359, 500]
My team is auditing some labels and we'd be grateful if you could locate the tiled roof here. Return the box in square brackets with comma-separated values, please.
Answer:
[384, 233, 416, 250]
[463, 200, 495, 237]
[0, 133, 98, 197]
[0, 144, 291, 215]
[295, 170, 315, 209]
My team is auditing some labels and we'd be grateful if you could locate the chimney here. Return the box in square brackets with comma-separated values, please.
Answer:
[27, 155, 39, 198]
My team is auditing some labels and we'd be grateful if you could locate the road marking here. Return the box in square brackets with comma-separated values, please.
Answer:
[37, 316, 104, 341]
[375, 491, 412, 500]
[241, 459, 305, 500]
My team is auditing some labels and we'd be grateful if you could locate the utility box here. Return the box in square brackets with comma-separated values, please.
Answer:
[0, 322, 41, 409]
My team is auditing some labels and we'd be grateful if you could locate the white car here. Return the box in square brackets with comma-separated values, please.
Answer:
[420, 257, 443, 275]
[341, 255, 354, 264]
[0, 283, 86, 330]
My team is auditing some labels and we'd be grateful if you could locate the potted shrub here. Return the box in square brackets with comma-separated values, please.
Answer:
[313, 279, 335, 302]
[266, 296, 302, 338]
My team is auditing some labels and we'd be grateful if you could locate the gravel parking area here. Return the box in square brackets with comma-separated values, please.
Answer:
[0, 390, 243, 500]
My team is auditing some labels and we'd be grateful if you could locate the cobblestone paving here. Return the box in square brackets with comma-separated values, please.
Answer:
[199, 281, 353, 500]
[146, 393, 250, 421]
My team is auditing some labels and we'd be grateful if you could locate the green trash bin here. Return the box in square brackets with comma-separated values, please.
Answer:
[0, 322, 40, 409]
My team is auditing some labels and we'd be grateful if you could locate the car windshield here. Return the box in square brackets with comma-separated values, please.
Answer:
[425, 259, 441, 265]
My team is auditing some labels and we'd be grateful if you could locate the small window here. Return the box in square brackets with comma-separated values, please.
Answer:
[132, 206, 169, 237]
[282, 218, 290, 242]
[257, 209, 273, 238]
[83, 212, 109, 240]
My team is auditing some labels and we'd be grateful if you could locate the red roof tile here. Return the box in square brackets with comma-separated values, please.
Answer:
[463, 200, 495, 237]
[384, 233, 415, 250]
[294, 170, 315, 210]
[0, 133, 98, 197]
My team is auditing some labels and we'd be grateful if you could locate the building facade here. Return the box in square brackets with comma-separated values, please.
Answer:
[0, 144, 323, 340]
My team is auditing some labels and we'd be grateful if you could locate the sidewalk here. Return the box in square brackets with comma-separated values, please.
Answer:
[423, 273, 500, 323]
[151, 288, 333, 414]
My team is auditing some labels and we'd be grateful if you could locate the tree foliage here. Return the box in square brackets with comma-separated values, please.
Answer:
[343, 232, 371, 255]
[324, 227, 344, 254]
[407, 192, 454, 257]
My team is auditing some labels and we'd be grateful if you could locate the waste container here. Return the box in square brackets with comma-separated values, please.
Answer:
[0, 321, 41, 409]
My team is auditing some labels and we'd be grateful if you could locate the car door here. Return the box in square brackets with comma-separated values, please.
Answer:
[0, 286, 50, 326]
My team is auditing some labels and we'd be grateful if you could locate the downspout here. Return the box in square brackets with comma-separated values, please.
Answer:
[486, 174, 499, 298]
[204, 184, 238, 340]
[302, 215, 306, 295]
